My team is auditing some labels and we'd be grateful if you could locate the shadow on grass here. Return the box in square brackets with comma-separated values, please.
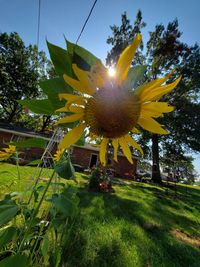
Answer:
[64, 182, 200, 267]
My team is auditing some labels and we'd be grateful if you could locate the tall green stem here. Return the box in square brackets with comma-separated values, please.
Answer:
[16, 153, 21, 180]
[18, 170, 55, 253]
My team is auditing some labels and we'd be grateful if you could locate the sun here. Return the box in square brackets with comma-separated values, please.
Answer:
[108, 67, 116, 77]
[55, 34, 181, 166]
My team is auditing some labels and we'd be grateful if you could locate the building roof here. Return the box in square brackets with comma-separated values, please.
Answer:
[0, 121, 52, 141]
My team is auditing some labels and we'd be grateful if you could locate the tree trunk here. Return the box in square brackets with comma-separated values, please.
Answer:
[151, 134, 162, 183]
[40, 115, 51, 133]
[7, 109, 17, 123]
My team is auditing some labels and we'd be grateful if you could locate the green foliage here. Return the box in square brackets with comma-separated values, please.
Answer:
[0, 162, 79, 267]
[18, 99, 56, 115]
[40, 77, 73, 110]
[106, 10, 146, 66]
[50, 185, 79, 218]
[0, 32, 51, 124]
[0, 254, 28, 267]
[66, 39, 99, 68]
[124, 65, 147, 90]
[54, 153, 75, 180]
[0, 195, 19, 226]
[0, 227, 17, 249]
[47, 41, 73, 77]
[88, 168, 101, 191]
[8, 137, 47, 149]
[26, 159, 43, 166]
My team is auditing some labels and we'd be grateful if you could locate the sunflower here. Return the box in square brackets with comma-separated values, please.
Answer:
[56, 34, 181, 166]
[0, 145, 16, 161]
[53, 148, 65, 162]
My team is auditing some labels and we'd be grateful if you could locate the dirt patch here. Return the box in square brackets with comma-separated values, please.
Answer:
[171, 229, 200, 248]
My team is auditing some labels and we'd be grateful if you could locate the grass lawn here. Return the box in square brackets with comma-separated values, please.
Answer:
[0, 163, 200, 267]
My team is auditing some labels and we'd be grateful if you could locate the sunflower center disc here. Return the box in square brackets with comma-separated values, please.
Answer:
[85, 87, 141, 138]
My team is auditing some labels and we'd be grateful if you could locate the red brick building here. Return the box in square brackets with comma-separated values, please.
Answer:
[0, 123, 138, 178]
[71, 144, 137, 178]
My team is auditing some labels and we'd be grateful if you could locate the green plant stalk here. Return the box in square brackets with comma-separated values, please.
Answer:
[27, 166, 44, 204]
[29, 221, 46, 267]
[18, 170, 55, 253]
[33, 170, 55, 217]
[15, 152, 21, 180]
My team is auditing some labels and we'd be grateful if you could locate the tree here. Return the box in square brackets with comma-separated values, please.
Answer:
[106, 11, 146, 67]
[0, 32, 54, 130]
[106, 11, 200, 183]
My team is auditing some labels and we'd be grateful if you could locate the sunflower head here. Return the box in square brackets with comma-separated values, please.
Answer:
[52, 34, 181, 166]
[53, 148, 65, 162]
[85, 87, 141, 138]
[0, 145, 16, 161]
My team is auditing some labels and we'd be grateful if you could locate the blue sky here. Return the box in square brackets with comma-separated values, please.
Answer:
[1, 0, 200, 173]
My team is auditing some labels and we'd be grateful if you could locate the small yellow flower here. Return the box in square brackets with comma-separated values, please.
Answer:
[56, 34, 181, 166]
[53, 149, 65, 162]
[0, 145, 16, 161]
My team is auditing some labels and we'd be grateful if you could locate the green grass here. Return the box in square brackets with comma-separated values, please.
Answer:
[0, 163, 200, 267]
[0, 163, 54, 199]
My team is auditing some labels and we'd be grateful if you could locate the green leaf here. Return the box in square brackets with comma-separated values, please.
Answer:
[40, 77, 73, 110]
[47, 41, 72, 77]
[0, 226, 17, 249]
[18, 98, 56, 115]
[124, 65, 146, 90]
[41, 234, 50, 265]
[0, 254, 28, 267]
[66, 39, 99, 68]
[0, 205, 19, 226]
[51, 186, 79, 217]
[54, 156, 75, 180]
[8, 137, 47, 149]
[50, 182, 65, 187]
[26, 159, 43, 166]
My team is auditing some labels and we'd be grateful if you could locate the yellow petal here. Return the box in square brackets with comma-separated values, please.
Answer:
[56, 113, 84, 125]
[116, 34, 142, 85]
[0, 155, 10, 161]
[8, 145, 16, 151]
[68, 105, 84, 114]
[112, 138, 119, 162]
[89, 60, 107, 88]
[131, 127, 141, 134]
[56, 106, 69, 113]
[58, 124, 85, 150]
[124, 134, 144, 155]
[56, 105, 84, 113]
[0, 152, 8, 157]
[59, 93, 85, 102]
[136, 76, 169, 97]
[72, 64, 96, 94]
[63, 74, 93, 95]
[135, 69, 177, 97]
[99, 138, 108, 166]
[141, 102, 174, 118]
[141, 76, 182, 102]
[138, 116, 168, 135]
[118, 137, 133, 164]
[58, 94, 86, 112]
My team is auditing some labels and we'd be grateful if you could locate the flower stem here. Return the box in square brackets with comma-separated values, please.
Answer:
[18, 170, 55, 253]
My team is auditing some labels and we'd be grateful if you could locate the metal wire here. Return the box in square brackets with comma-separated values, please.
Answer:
[76, 0, 98, 44]
[37, 0, 41, 49]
